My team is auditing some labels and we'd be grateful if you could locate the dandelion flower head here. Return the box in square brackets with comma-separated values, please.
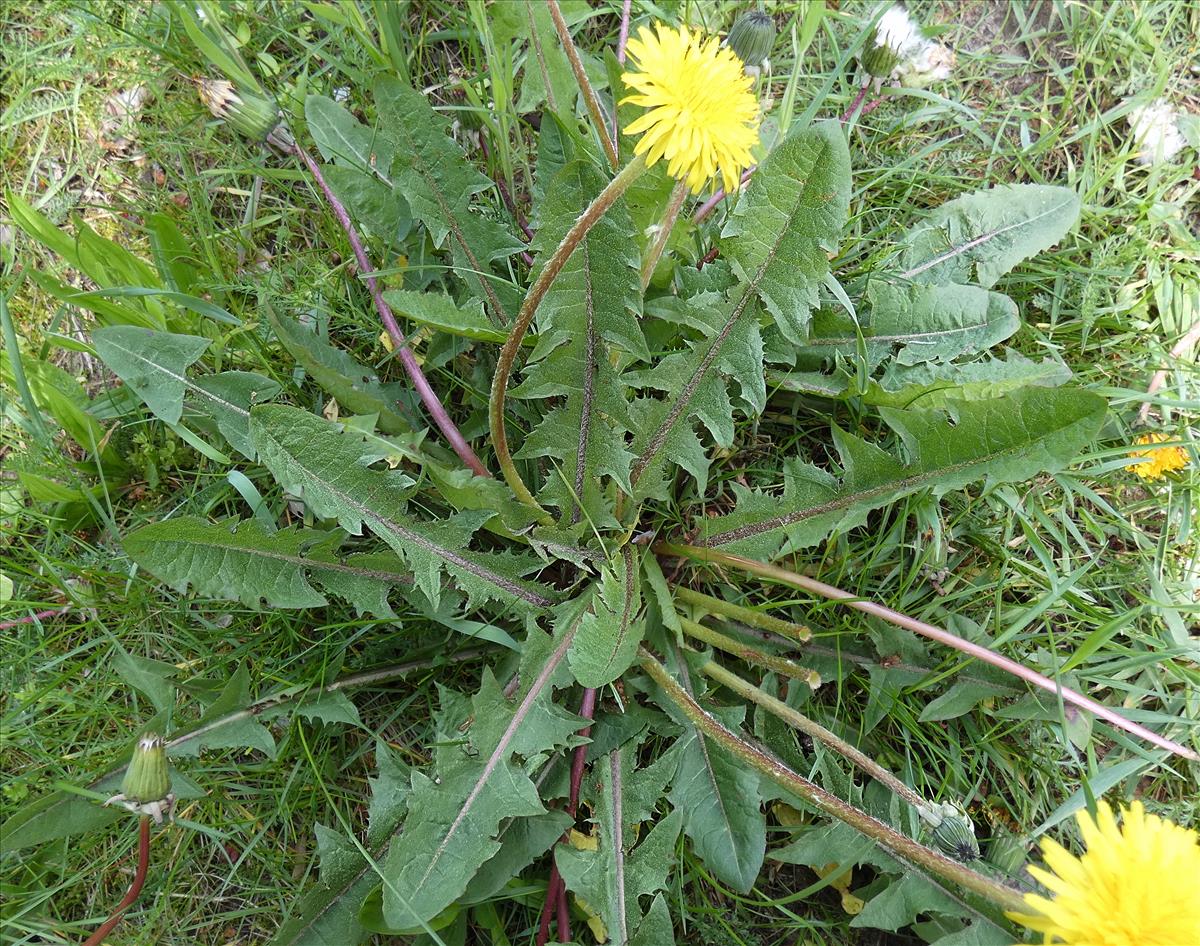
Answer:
[622, 23, 760, 194]
[1130, 432, 1189, 480]
[1008, 800, 1200, 945]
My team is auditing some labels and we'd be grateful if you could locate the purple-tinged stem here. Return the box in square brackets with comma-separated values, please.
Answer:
[293, 145, 490, 478]
[840, 79, 871, 123]
[616, 0, 632, 63]
[693, 166, 755, 224]
[536, 685, 597, 945]
[612, 0, 632, 143]
[0, 605, 70, 630]
[658, 543, 1199, 762]
[81, 816, 151, 946]
[859, 96, 885, 119]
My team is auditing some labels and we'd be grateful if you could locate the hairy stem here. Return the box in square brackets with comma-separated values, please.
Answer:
[640, 180, 688, 290]
[680, 617, 819, 686]
[489, 153, 647, 515]
[699, 658, 926, 810]
[657, 543, 1199, 761]
[673, 585, 811, 644]
[639, 649, 1026, 912]
[82, 816, 151, 946]
[548, 0, 619, 171]
[293, 145, 490, 477]
[840, 79, 871, 123]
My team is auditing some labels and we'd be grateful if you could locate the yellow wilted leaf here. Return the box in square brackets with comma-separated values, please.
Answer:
[379, 331, 394, 352]
[574, 894, 608, 943]
[815, 862, 863, 915]
[772, 801, 807, 828]
[569, 828, 599, 851]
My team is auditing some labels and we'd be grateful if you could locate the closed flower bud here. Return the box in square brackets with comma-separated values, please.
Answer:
[922, 801, 980, 862]
[726, 11, 776, 76]
[120, 733, 170, 803]
[986, 829, 1029, 877]
[107, 732, 176, 823]
[197, 78, 293, 150]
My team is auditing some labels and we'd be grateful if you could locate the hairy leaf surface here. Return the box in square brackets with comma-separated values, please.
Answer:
[668, 704, 765, 893]
[381, 627, 583, 929]
[695, 388, 1106, 559]
[896, 183, 1081, 287]
[722, 121, 852, 344]
[250, 405, 553, 610]
[567, 547, 644, 687]
[799, 283, 1019, 368]
[629, 123, 851, 495]
[373, 77, 525, 323]
[514, 160, 643, 524]
[124, 516, 408, 616]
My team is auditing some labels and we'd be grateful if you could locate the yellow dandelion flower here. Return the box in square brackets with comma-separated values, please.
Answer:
[1008, 800, 1200, 945]
[621, 23, 760, 195]
[1129, 432, 1190, 481]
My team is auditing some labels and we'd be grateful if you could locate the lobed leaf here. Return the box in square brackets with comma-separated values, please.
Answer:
[373, 77, 525, 323]
[896, 183, 1081, 288]
[694, 387, 1107, 559]
[250, 405, 554, 611]
[380, 625, 583, 930]
[514, 160, 643, 525]
[124, 516, 408, 617]
[567, 546, 645, 687]
[629, 122, 851, 495]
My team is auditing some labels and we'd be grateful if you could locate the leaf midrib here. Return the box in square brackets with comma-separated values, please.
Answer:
[702, 406, 1094, 547]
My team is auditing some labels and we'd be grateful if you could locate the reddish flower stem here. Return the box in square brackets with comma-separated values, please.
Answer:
[616, 0, 632, 64]
[293, 145, 491, 478]
[536, 686, 598, 945]
[81, 816, 150, 946]
[0, 605, 70, 630]
[840, 79, 871, 123]
[657, 543, 1199, 761]
[692, 166, 755, 224]
[859, 96, 885, 119]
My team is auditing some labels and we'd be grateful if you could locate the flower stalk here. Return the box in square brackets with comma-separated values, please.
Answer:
[547, 0, 619, 171]
[81, 816, 151, 946]
[680, 617, 818, 686]
[699, 658, 925, 809]
[489, 153, 648, 514]
[656, 542, 1200, 761]
[293, 145, 491, 478]
[639, 648, 1026, 912]
[672, 584, 811, 643]
[640, 180, 688, 289]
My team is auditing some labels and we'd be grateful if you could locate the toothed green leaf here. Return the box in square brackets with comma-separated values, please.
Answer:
[695, 388, 1106, 559]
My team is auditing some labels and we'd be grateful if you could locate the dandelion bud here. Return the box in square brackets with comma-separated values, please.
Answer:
[120, 733, 170, 803]
[726, 11, 776, 76]
[107, 732, 176, 823]
[986, 829, 1028, 876]
[861, 5, 923, 78]
[197, 78, 293, 150]
[921, 801, 980, 862]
